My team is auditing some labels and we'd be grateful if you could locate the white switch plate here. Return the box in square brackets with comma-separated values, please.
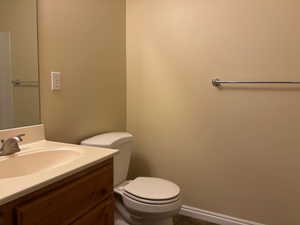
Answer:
[51, 72, 61, 90]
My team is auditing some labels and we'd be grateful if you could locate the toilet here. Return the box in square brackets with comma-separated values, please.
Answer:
[81, 132, 182, 225]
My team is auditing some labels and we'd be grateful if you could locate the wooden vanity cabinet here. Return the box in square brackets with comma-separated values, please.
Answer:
[0, 159, 114, 225]
[71, 199, 114, 225]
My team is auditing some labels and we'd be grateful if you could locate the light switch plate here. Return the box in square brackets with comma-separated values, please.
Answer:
[51, 72, 61, 90]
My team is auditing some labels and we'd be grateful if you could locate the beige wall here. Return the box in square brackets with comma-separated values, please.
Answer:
[127, 1, 300, 224]
[38, 0, 126, 143]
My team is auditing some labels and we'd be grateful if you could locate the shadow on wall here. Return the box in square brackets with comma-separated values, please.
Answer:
[128, 152, 151, 179]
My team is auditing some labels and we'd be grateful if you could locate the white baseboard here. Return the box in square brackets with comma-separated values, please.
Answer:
[179, 205, 266, 225]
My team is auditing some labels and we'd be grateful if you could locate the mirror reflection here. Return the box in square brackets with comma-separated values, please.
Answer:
[0, 0, 40, 130]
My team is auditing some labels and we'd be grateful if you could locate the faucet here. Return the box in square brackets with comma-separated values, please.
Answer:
[0, 134, 25, 156]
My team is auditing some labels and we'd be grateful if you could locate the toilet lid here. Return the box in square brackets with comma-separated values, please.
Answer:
[124, 177, 180, 201]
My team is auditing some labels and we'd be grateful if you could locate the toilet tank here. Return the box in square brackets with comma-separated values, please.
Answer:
[81, 132, 134, 186]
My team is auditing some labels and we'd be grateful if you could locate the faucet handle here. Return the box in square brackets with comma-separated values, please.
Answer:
[1, 134, 25, 144]
[0, 134, 25, 156]
[15, 134, 25, 142]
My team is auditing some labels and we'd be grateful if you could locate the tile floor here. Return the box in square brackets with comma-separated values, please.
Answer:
[174, 215, 219, 225]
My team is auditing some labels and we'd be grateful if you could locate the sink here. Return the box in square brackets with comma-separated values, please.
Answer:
[0, 150, 81, 179]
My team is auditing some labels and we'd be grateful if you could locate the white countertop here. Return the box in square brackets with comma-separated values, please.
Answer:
[0, 140, 118, 206]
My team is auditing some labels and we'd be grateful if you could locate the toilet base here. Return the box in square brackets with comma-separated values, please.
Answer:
[115, 210, 130, 225]
[115, 208, 174, 225]
[140, 218, 173, 225]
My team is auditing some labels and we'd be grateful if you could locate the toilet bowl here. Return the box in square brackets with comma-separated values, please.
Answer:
[81, 132, 182, 225]
[115, 177, 182, 225]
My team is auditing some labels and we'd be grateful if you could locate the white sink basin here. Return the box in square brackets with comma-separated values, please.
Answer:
[0, 150, 81, 179]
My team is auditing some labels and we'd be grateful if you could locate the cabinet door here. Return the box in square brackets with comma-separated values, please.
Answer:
[16, 163, 113, 225]
[71, 200, 114, 225]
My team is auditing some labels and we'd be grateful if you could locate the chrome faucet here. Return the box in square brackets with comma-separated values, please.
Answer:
[0, 134, 25, 156]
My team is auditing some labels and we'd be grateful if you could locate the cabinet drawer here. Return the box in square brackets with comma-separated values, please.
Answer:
[71, 199, 114, 225]
[16, 163, 113, 225]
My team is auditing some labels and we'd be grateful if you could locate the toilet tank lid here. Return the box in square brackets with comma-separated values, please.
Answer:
[81, 132, 133, 148]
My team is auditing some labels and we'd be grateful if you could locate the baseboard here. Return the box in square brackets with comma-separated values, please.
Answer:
[179, 205, 265, 225]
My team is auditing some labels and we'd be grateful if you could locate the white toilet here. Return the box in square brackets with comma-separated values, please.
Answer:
[81, 132, 182, 225]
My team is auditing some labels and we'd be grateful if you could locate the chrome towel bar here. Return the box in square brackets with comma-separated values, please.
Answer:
[212, 78, 300, 87]
[12, 80, 39, 87]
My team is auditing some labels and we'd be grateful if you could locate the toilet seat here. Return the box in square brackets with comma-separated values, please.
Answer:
[114, 177, 182, 214]
[124, 177, 180, 201]
[121, 192, 182, 214]
[124, 191, 181, 205]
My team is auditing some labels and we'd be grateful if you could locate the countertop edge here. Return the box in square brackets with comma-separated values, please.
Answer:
[0, 141, 118, 206]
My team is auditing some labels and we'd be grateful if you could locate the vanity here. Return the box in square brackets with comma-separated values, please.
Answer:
[0, 126, 118, 225]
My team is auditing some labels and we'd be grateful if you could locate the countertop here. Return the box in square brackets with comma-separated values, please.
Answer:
[0, 140, 118, 206]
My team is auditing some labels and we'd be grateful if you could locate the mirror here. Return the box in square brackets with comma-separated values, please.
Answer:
[0, 0, 40, 130]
